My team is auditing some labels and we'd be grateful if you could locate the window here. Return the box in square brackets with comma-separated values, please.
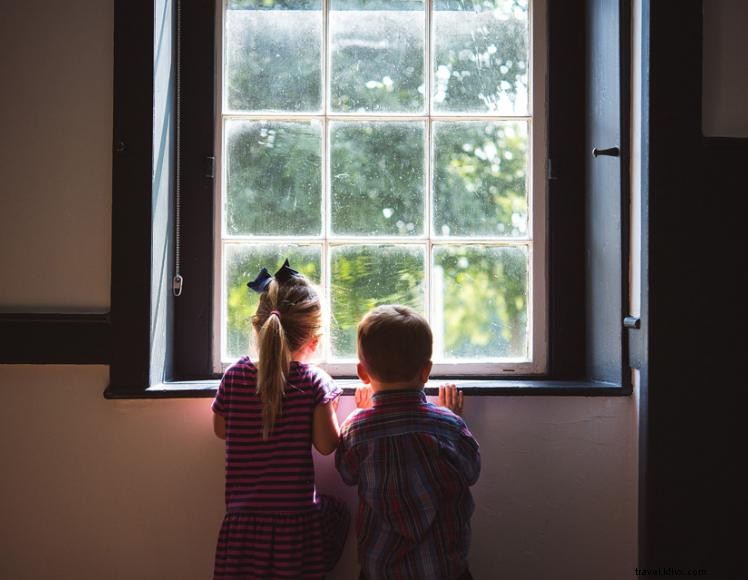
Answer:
[77, 0, 631, 396]
[215, 0, 547, 377]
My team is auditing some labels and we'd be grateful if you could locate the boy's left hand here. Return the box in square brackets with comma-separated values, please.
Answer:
[355, 385, 374, 409]
[438, 383, 464, 415]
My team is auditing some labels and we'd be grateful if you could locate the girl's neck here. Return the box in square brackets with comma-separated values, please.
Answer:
[290, 339, 318, 363]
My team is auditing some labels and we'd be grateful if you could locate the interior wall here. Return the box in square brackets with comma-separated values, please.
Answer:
[0, 366, 636, 580]
[0, 1, 637, 579]
[702, 0, 748, 137]
[0, 0, 112, 312]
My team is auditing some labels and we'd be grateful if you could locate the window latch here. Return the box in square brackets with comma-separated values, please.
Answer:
[592, 146, 620, 157]
[172, 275, 183, 297]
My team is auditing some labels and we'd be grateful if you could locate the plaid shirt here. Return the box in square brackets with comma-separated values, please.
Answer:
[336, 389, 480, 580]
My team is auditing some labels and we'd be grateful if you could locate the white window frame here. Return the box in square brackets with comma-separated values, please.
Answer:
[212, 0, 547, 377]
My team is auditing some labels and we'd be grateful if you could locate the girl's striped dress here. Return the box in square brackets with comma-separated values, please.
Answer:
[212, 356, 349, 579]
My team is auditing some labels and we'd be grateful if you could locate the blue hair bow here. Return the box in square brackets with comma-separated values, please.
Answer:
[247, 259, 300, 293]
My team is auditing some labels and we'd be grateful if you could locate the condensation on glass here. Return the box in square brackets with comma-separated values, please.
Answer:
[220, 0, 534, 366]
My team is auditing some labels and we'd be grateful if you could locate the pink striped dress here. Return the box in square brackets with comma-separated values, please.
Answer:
[212, 356, 349, 579]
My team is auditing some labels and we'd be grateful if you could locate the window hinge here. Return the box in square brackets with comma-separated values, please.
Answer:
[624, 316, 644, 369]
[623, 316, 640, 329]
[205, 156, 215, 180]
[547, 158, 558, 180]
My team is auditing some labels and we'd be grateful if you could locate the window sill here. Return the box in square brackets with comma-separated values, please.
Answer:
[103, 378, 631, 399]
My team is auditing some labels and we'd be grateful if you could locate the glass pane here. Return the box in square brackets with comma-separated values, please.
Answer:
[432, 245, 528, 359]
[433, 0, 529, 114]
[433, 121, 528, 237]
[330, 245, 425, 358]
[225, 120, 322, 236]
[225, 1, 322, 112]
[224, 244, 322, 361]
[330, 0, 424, 113]
[331, 122, 424, 236]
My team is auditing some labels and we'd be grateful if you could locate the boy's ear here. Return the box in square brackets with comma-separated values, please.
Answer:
[357, 362, 372, 384]
[418, 360, 433, 384]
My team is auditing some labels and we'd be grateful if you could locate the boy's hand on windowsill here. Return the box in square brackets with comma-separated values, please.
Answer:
[355, 385, 374, 409]
[438, 383, 464, 416]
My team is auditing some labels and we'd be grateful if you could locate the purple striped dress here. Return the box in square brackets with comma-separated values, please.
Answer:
[212, 356, 349, 579]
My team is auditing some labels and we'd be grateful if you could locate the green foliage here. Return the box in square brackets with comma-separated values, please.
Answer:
[226, 121, 322, 235]
[434, 121, 527, 236]
[330, 246, 425, 357]
[331, 10, 424, 112]
[226, 11, 321, 111]
[331, 122, 424, 236]
[435, 246, 527, 358]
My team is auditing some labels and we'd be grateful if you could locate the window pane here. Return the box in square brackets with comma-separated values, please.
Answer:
[331, 122, 424, 236]
[226, 120, 322, 236]
[330, 0, 424, 113]
[225, 1, 322, 112]
[433, 0, 528, 114]
[224, 244, 322, 360]
[433, 121, 527, 237]
[432, 245, 528, 359]
[330, 245, 425, 358]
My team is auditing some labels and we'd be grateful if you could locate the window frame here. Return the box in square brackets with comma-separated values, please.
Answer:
[211, 0, 548, 378]
[0, 0, 634, 398]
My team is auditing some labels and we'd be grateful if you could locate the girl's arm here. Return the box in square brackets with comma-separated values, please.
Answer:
[312, 400, 341, 455]
[213, 413, 226, 440]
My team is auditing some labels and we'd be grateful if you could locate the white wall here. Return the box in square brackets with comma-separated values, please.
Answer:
[0, 1, 637, 579]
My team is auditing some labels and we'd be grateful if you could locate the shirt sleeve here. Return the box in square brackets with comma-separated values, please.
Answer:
[312, 368, 343, 406]
[335, 423, 361, 485]
[441, 419, 481, 486]
[211, 369, 231, 417]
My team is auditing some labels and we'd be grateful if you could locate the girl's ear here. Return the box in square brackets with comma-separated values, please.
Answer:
[357, 362, 372, 384]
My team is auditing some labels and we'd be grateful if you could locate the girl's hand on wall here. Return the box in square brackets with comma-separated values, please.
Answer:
[355, 385, 373, 409]
[438, 383, 464, 416]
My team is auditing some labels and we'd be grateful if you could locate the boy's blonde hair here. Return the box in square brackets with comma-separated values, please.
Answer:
[357, 305, 432, 383]
[253, 277, 321, 439]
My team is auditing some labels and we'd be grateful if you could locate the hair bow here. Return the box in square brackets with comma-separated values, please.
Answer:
[247, 259, 300, 293]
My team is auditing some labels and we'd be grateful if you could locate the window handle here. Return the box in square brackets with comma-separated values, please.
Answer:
[592, 146, 620, 157]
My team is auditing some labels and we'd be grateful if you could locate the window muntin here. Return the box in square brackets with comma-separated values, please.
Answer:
[216, 0, 546, 376]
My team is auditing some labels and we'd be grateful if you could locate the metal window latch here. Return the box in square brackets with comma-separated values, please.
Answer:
[172, 275, 183, 297]
[623, 316, 640, 329]
[205, 156, 215, 179]
[592, 146, 620, 157]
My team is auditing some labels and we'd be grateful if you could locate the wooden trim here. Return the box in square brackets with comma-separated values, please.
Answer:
[0, 314, 111, 364]
[109, 0, 155, 389]
[172, 0, 217, 380]
[546, 0, 587, 378]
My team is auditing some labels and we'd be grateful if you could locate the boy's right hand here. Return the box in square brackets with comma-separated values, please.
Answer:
[438, 383, 464, 416]
[355, 385, 374, 409]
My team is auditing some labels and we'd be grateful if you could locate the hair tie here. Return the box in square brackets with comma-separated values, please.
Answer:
[269, 310, 281, 319]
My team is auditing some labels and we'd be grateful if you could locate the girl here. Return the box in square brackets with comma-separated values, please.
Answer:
[211, 260, 349, 579]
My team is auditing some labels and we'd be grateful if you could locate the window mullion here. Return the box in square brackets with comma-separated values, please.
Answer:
[322, 0, 331, 364]
[424, 0, 433, 330]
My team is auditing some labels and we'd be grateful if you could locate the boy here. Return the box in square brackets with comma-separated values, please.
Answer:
[336, 305, 481, 580]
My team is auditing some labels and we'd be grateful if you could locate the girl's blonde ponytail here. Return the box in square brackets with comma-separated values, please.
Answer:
[252, 277, 321, 440]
